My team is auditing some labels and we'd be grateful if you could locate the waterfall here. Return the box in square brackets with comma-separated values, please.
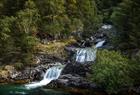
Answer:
[75, 40, 105, 63]
[25, 65, 64, 89]
[95, 40, 105, 48]
[75, 48, 97, 63]
[101, 24, 112, 29]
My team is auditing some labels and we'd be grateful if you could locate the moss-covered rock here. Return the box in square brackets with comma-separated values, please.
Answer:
[36, 38, 76, 60]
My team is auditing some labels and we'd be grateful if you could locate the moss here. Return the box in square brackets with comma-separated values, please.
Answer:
[36, 38, 76, 59]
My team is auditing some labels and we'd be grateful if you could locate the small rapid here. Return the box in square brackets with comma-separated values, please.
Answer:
[25, 64, 64, 89]
[75, 40, 105, 63]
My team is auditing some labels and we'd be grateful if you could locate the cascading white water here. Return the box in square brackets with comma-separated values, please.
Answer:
[75, 48, 97, 63]
[25, 65, 64, 89]
[75, 40, 105, 63]
[101, 24, 112, 29]
[95, 40, 105, 48]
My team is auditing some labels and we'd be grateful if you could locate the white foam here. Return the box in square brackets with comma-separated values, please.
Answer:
[25, 66, 63, 89]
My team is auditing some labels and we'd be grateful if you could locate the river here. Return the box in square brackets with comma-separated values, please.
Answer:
[0, 84, 74, 95]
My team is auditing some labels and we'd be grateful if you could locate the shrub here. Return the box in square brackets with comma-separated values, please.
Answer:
[90, 50, 133, 93]
[130, 52, 140, 85]
[14, 62, 24, 70]
[21, 53, 34, 66]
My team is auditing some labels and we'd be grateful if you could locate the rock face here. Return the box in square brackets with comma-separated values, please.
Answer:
[36, 53, 65, 64]
[131, 86, 140, 94]
[46, 62, 100, 91]
[69, 24, 116, 50]
[0, 65, 47, 83]
[62, 63, 92, 77]
[48, 74, 99, 90]
[0, 53, 65, 83]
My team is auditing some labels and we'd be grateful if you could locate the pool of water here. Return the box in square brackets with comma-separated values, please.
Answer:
[0, 84, 72, 95]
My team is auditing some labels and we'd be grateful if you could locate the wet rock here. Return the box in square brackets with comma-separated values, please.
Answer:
[132, 86, 140, 94]
[62, 63, 92, 77]
[71, 24, 116, 49]
[95, 38, 103, 43]
[47, 74, 99, 90]
[36, 53, 65, 64]
[41, 38, 49, 44]
[116, 86, 140, 95]
[0, 53, 65, 83]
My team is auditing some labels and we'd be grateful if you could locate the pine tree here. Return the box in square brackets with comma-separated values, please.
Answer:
[35, 0, 72, 39]
[76, 0, 100, 36]
[64, 0, 83, 35]
[15, 0, 40, 52]
[65, 0, 78, 17]
[111, 0, 140, 49]
[1, 0, 27, 16]
[129, 0, 140, 48]
[95, 0, 122, 23]
[0, 16, 16, 57]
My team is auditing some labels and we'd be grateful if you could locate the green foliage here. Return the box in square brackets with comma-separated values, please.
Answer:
[16, 0, 40, 34]
[21, 53, 34, 65]
[14, 62, 24, 70]
[130, 51, 140, 85]
[35, 0, 100, 39]
[95, 0, 122, 23]
[42, 15, 70, 39]
[0, 0, 39, 64]
[111, 0, 140, 49]
[65, 0, 78, 17]
[129, 62, 140, 85]
[91, 50, 133, 93]
[15, 0, 39, 52]
[35, 0, 69, 39]
[0, 0, 101, 65]
[1, 0, 27, 16]
[76, 0, 101, 35]
[0, 16, 16, 56]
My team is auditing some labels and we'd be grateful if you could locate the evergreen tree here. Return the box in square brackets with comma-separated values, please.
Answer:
[35, 0, 72, 39]
[111, 0, 140, 49]
[76, 0, 101, 36]
[1, 0, 27, 16]
[0, 0, 40, 64]
[95, 0, 122, 23]
[35, 0, 100, 39]
[0, 16, 16, 57]
[15, 0, 40, 52]
[64, 0, 83, 36]
[65, 0, 78, 17]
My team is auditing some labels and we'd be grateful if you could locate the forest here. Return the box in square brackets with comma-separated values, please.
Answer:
[0, 0, 140, 95]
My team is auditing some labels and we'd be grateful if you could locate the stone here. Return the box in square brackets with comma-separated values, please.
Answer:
[0, 70, 9, 79]
[47, 74, 99, 90]
[62, 63, 92, 77]
[4, 65, 15, 73]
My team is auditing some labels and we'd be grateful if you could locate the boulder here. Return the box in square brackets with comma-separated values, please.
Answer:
[47, 74, 99, 90]
[62, 63, 92, 77]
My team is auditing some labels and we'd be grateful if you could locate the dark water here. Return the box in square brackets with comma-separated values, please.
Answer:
[0, 84, 72, 95]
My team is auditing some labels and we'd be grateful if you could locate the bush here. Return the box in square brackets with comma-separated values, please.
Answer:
[90, 50, 133, 93]
[21, 53, 34, 66]
[130, 52, 140, 85]
[14, 62, 24, 70]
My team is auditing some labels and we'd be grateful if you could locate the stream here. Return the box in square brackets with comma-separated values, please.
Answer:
[0, 84, 73, 95]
